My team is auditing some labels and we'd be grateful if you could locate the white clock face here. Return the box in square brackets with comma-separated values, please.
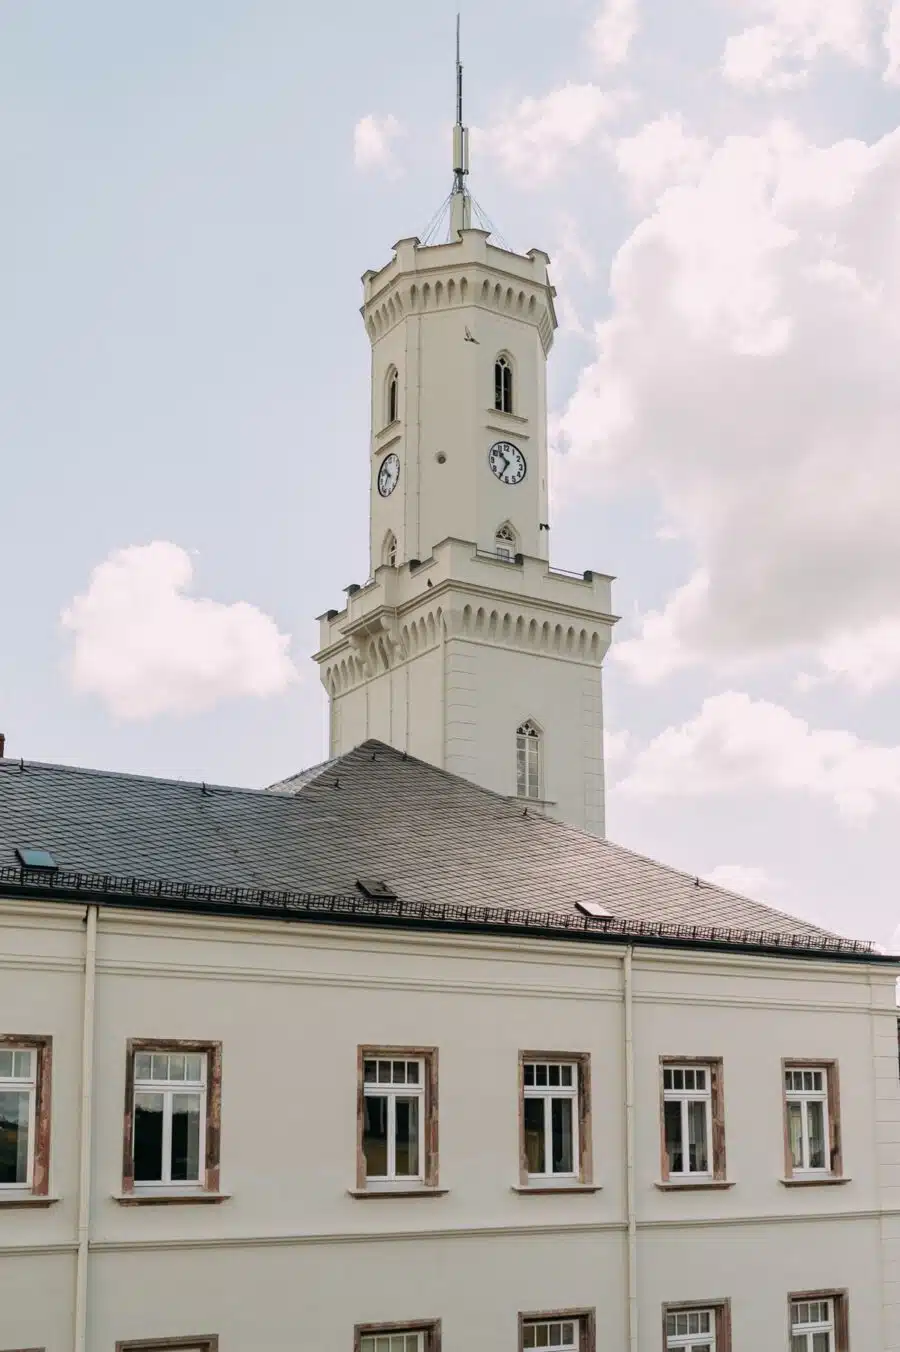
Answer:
[377, 452, 400, 498]
[488, 440, 526, 486]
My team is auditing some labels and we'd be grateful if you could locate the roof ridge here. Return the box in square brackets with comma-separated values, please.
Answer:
[0, 756, 275, 801]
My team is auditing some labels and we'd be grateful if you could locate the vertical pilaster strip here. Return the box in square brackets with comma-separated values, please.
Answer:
[74, 904, 98, 1352]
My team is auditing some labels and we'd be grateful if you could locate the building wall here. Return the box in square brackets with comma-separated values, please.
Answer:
[1, 897, 897, 1349]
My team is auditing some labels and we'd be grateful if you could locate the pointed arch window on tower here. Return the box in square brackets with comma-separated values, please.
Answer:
[494, 355, 513, 414]
[495, 522, 518, 562]
[382, 531, 398, 568]
[386, 367, 399, 426]
[516, 720, 542, 800]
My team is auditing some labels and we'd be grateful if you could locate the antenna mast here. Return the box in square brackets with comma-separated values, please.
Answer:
[450, 13, 472, 237]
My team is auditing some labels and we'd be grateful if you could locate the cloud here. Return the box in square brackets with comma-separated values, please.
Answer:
[722, 0, 896, 89]
[476, 85, 620, 183]
[556, 120, 900, 688]
[886, 1, 900, 79]
[618, 691, 900, 820]
[614, 114, 710, 206]
[590, 0, 640, 66]
[704, 863, 777, 897]
[353, 114, 404, 173]
[61, 543, 298, 719]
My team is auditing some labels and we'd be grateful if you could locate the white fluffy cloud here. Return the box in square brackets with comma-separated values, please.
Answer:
[558, 119, 900, 688]
[61, 543, 298, 719]
[723, 0, 893, 88]
[590, 0, 639, 66]
[886, 1, 900, 79]
[477, 85, 620, 183]
[353, 114, 403, 173]
[619, 691, 900, 820]
[614, 113, 710, 206]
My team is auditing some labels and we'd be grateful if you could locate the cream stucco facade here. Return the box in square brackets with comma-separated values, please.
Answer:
[2, 896, 900, 1350]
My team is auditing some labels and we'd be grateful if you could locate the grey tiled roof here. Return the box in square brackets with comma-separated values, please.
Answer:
[0, 740, 849, 947]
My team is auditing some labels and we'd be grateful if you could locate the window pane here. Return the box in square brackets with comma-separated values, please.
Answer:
[151, 1054, 168, 1080]
[551, 1096, 574, 1173]
[394, 1096, 420, 1177]
[788, 1101, 804, 1169]
[171, 1092, 202, 1182]
[524, 1097, 545, 1173]
[0, 1090, 30, 1184]
[791, 1339, 806, 1352]
[687, 1099, 709, 1173]
[807, 1099, 826, 1169]
[406, 1061, 420, 1085]
[664, 1099, 683, 1173]
[363, 1095, 388, 1177]
[13, 1050, 33, 1078]
[169, 1053, 185, 1081]
[133, 1091, 164, 1182]
[185, 1054, 203, 1082]
[134, 1052, 152, 1080]
[0, 1051, 12, 1078]
[364, 1059, 377, 1083]
[812, 1335, 830, 1352]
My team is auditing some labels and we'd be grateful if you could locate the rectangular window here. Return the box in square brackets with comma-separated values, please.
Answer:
[354, 1322, 439, 1352]
[123, 1041, 222, 1196]
[519, 1053, 592, 1186]
[784, 1063, 841, 1177]
[116, 1339, 218, 1352]
[663, 1302, 731, 1352]
[660, 1059, 726, 1182]
[0, 1035, 51, 1196]
[789, 1292, 848, 1352]
[357, 1048, 438, 1190]
[519, 1310, 595, 1352]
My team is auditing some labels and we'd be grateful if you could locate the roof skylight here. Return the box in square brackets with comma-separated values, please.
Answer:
[15, 847, 57, 871]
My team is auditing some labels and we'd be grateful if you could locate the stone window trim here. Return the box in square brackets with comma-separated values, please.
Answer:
[115, 1339, 219, 1352]
[782, 1059, 842, 1180]
[518, 1308, 596, 1352]
[662, 1298, 732, 1351]
[789, 1289, 850, 1352]
[658, 1057, 727, 1185]
[353, 1319, 441, 1352]
[121, 1039, 222, 1199]
[355, 1046, 439, 1192]
[0, 1034, 52, 1201]
[518, 1051, 593, 1188]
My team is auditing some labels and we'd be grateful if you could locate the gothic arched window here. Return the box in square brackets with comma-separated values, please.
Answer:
[386, 367, 399, 425]
[495, 521, 518, 561]
[516, 720, 542, 800]
[494, 355, 513, 414]
[382, 530, 398, 568]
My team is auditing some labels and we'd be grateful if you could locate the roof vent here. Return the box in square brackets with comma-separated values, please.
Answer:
[16, 847, 58, 871]
[576, 901, 613, 920]
[356, 878, 398, 902]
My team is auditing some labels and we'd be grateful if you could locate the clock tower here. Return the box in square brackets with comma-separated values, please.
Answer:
[314, 37, 617, 835]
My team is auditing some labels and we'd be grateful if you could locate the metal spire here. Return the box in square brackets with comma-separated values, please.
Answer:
[450, 13, 472, 237]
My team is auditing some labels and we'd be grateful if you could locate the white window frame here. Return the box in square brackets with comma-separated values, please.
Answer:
[666, 1308, 716, 1350]
[386, 367, 399, 425]
[362, 1056, 425, 1186]
[663, 1064, 713, 1178]
[785, 1067, 830, 1174]
[522, 1320, 579, 1351]
[791, 1298, 835, 1351]
[495, 522, 517, 561]
[0, 1047, 37, 1189]
[523, 1060, 579, 1180]
[361, 1334, 425, 1352]
[495, 354, 513, 414]
[516, 721, 542, 800]
[132, 1050, 208, 1189]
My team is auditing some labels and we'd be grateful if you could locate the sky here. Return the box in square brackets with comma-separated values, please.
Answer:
[3, 0, 900, 947]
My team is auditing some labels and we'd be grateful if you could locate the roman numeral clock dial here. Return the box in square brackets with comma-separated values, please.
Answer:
[488, 440, 526, 485]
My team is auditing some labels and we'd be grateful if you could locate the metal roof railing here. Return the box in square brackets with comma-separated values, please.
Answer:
[0, 864, 883, 960]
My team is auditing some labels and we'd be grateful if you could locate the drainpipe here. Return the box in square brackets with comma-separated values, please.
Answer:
[624, 945, 638, 1352]
[74, 904, 98, 1352]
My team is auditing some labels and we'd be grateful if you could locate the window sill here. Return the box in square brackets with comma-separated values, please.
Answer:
[510, 794, 558, 808]
[347, 1187, 449, 1199]
[113, 1192, 231, 1206]
[780, 1176, 850, 1187]
[0, 1193, 59, 1209]
[486, 408, 529, 426]
[511, 1184, 602, 1195]
[655, 1180, 735, 1191]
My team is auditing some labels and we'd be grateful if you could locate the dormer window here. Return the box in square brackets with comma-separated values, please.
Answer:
[386, 367, 399, 426]
[495, 522, 517, 561]
[494, 355, 513, 414]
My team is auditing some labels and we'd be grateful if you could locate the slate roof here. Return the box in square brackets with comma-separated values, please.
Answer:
[0, 740, 880, 958]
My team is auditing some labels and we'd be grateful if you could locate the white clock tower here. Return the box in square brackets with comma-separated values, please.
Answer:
[314, 41, 617, 834]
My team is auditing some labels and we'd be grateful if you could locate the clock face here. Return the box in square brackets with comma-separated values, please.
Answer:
[488, 440, 527, 486]
[377, 452, 400, 498]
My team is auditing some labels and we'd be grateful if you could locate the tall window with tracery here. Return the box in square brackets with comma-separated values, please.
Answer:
[495, 522, 517, 560]
[516, 720, 542, 800]
[387, 367, 399, 425]
[495, 354, 513, 413]
[383, 531, 398, 568]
